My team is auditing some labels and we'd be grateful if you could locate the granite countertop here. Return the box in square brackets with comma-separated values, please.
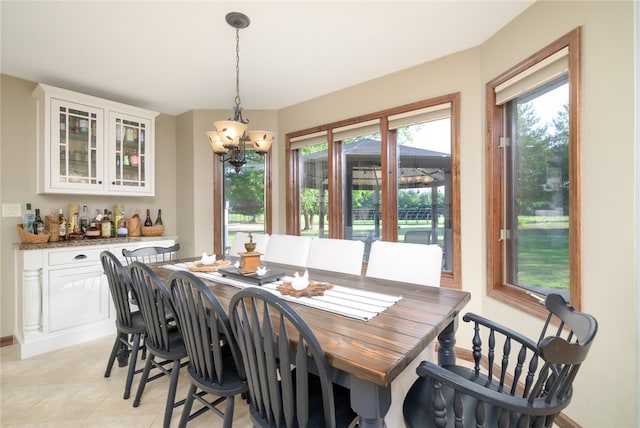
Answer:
[15, 235, 178, 251]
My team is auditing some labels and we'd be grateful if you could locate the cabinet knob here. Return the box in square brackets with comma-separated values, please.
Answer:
[74, 254, 87, 260]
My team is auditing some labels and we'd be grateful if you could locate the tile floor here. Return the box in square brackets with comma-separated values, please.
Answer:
[0, 336, 251, 427]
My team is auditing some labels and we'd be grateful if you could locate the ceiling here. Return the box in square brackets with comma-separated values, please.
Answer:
[1, 1, 534, 116]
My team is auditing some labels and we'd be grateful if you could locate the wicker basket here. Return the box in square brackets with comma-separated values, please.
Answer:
[17, 224, 50, 244]
[141, 225, 164, 236]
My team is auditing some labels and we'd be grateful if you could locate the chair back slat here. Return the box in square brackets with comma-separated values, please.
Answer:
[122, 243, 180, 265]
[101, 251, 135, 328]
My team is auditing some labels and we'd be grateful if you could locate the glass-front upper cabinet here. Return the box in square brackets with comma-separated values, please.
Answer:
[34, 83, 157, 196]
[109, 112, 153, 194]
[54, 100, 105, 192]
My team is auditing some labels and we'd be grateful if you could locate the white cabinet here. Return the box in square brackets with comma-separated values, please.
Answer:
[33, 83, 158, 196]
[48, 264, 109, 332]
[14, 237, 176, 359]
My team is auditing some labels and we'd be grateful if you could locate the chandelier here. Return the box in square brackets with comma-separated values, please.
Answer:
[206, 12, 274, 173]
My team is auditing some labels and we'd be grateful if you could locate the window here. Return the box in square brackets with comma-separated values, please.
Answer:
[287, 94, 461, 288]
[486, 28, 581, 314]
[223, 150, 267, 254]
[212, 149, 272, 256]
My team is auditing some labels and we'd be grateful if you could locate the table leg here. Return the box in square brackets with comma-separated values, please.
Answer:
[437, 317, 458, 366]
[349, 377, 390, 428]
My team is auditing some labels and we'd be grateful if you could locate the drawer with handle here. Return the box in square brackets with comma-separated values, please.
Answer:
[48, 247, 104, 266]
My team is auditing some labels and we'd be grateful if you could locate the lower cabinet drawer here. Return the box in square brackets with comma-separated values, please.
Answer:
[48, 247, 103, 266]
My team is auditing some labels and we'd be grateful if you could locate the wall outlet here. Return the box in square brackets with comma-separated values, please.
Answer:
[2, 203, 22, 217]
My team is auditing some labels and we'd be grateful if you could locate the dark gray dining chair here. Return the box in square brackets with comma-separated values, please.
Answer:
[168, 270, 248, 428]
[128, 261, 188, 428]
[122, 243, 180, 265]
[403, 294, 598, 428]
[100, 251, 146, 400]
[229, 287, 358, 428]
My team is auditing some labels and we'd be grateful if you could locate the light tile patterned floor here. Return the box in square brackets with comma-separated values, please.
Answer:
[0, 336, 251, 427]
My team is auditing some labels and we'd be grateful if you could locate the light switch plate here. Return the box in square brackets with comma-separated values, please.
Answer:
[2, 203, 22, 217]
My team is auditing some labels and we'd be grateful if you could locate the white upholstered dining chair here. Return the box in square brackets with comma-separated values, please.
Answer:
[262, 234, 313, 267]
[306, 238, 365, 276]
[365, 239, 443, 427]
[227, 231, 270, 257]
[365, 240, 443, 286]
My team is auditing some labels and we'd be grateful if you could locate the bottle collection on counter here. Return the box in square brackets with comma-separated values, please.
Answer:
[20, 202, 164, 243]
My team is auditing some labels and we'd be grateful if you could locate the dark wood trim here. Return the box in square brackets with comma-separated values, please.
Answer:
[567, 27, 582, 310]
[485, 27, 582, 315]
[264, 150, 273, 235]
[285, 93, 462, 289]
[441, 92, 462, 289]
[286, 94, 459, 140]
[212, 153, 224, 255]
[382, 118, 397, 242]
[285, 134, 299, 235]
[0, 335, 14, 347]
[328, 129, 342, 238]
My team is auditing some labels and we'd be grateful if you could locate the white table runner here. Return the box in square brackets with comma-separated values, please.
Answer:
[161, 263, 402, 321]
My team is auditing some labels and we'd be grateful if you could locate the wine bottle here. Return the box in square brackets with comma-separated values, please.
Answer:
[154, 209, 163, 226]
[23, 203, 35, 234]
[144, 209, 153, 226]
[33, 209, 45, 235]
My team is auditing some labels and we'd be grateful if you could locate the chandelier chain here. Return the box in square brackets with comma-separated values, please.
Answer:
[235, 28, 241, 108]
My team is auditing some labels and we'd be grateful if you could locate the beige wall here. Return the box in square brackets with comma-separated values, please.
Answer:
[276, 2, 636, 426]
[0, 74, 178, 341]
[481, 1, 636, 426]
[1, 1, 636, 426]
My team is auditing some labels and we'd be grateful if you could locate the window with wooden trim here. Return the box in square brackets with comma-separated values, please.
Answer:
[286, 94, 461, 288]
[486, 28, 581, 314]
[212, 150, 272, 256]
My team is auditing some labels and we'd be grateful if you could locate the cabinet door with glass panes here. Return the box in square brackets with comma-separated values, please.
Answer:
[52, 99, 105, 192]
[108, 112, 154, 195]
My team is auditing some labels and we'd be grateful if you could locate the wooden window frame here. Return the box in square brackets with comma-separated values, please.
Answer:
[212, 151, 272, 255]
[485, 28, 581, 314]
[286, 93, 461, 289]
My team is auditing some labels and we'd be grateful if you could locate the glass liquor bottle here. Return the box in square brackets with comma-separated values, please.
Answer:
[23, 203, 35, 234]
[33, 209, 45, 235]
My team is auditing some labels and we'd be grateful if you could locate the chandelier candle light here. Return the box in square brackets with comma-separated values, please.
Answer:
[206, 12, 274, 172]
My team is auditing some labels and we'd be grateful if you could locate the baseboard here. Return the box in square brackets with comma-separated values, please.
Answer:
[0, 335, 15, 347]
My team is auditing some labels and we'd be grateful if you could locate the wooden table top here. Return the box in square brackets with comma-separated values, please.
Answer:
[151, 259, 471, 387]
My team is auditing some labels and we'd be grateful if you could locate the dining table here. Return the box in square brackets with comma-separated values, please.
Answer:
[151, 257, 471, 428]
